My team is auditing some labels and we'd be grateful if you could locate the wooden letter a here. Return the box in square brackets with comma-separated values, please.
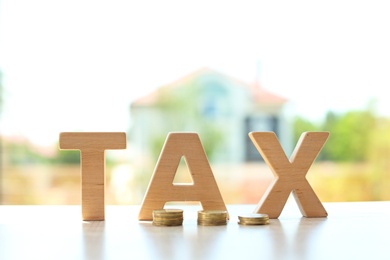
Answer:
[138, 132, 227, 220]
[249, 131, 329, 219]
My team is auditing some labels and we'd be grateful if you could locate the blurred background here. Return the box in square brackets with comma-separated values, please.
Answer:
[1, 0, 390, 205]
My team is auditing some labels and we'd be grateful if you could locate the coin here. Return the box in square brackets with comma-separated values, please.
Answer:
[238, 213, 270, 225]
[152, 209, 184, 226]
[197, 210, 228, 226]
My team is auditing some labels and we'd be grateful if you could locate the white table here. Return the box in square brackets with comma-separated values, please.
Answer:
[1, 202, 389, 260]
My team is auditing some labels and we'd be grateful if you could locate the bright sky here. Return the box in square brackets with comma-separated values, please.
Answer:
[1, 0, 390, 146]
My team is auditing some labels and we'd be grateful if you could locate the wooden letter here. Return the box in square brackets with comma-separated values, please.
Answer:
[138, 132, 227, 220]
[249, 131, 329, 218]
[59, 132, 126, 221]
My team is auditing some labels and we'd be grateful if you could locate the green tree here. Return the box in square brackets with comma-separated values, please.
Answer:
[292, 116, 330, 160]
[321, 110, 376, 161]
[292, 109, 377, 162]
[292, 116, 319, 143]
[51, 149, 80, 164]
[4, 141, 49, 165]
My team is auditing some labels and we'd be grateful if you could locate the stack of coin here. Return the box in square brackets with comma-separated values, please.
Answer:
[197, 210, 228, 226]
[238, 213, 270, 225]
[152, 209, 184, 226]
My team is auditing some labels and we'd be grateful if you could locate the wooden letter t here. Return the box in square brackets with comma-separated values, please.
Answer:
[59, 132, 126, 221]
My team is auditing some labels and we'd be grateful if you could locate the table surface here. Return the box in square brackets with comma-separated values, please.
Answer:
[1, 201, 389, 260]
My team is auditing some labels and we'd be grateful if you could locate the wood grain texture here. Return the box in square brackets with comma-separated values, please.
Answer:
[59, 132, 126, 221]
[139, 132, 227, 220]
[249, 131, 329, 218]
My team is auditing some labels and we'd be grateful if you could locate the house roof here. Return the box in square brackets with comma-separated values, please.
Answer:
[250, 80, 288, 105]
[131, 67, 287, 107]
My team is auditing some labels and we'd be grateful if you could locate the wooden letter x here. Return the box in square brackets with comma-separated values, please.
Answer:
[249, 131, 329, 218]
[138, 132, 227, 220]
[59, 132, 126, 221]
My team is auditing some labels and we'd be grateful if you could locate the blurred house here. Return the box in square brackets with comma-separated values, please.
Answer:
[129, 67, 292, 163]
